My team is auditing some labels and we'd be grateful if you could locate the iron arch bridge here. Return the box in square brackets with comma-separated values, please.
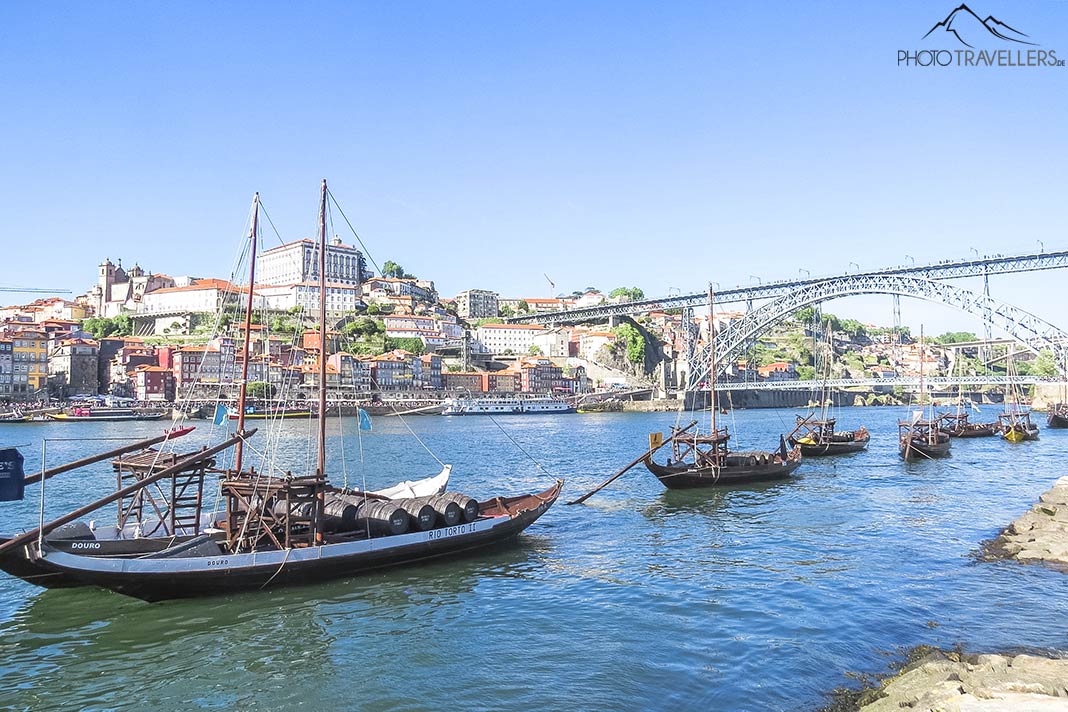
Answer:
[688, 274, 1068, 391]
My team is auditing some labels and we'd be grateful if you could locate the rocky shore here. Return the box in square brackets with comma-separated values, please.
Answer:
[987, 476, 1068, 570]
[829, 648, 1068, 711]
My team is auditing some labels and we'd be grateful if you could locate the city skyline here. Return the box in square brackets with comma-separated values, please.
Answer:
[1, 1, 1066, 334]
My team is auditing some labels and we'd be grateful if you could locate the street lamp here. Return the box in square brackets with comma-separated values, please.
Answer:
[1038, 240, 1045, 253]
[798, 268, 810, 278]
[970, 247, 979, 259]
[749, 275, 761, 285]
[849, 262, 859, 273]
[905, 255, 915, 266]
[667, 287, 680, 297]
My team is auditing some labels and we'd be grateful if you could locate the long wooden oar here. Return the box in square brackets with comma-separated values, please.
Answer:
[0, 429, 255, 557]
[566, 420, 697, 505]
[23, 427, 196, 486]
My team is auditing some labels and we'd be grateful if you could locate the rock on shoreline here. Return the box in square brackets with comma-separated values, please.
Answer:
[989, 476, 1068, 569]
[847, 649, 1068, 711]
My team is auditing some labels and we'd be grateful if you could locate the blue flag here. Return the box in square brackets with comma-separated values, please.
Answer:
[0, 448, 25, 502]
[358, 408, 372, 431]
[213, 404, 228, 426]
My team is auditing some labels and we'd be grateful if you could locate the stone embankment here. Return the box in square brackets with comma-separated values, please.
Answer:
[989, 476, 1068, 569]
[846, 649, 1068, 711]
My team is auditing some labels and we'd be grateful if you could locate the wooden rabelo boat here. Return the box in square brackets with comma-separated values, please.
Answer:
[786, 326, 869, 456]
[898, 418, 952, 460]
[787, 416, 869, 456]
[999, 348, 1040, 442]
[999, 411, 1040, 442]
[937, 412, 997, 438]
[642, 286, 802, 489]
[0, 184, 560, 601]
[1048, 404, 1068, 429]
[643, 427, 801, 488]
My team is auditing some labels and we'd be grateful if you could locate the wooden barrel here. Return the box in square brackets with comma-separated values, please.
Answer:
[437, 492, 479, 522]
[396, 499, 437, 531]
[411, 495, 462, 527]
[351, 499, 410, 536]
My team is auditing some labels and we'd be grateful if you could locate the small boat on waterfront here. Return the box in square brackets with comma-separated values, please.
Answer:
[441, 395, 574, 415]
[899, 417, 952, 460]
[1048, 404, 1068, 429]
[999, 347, 1039, 442]
[1, 183, 561, 601]
[642, 286, 802, 489]
[47, 407, 165, 422]
[786, 326, 869, 456]
[788, 416, 870, 455]
[227, 405, 313, 420]
[937, 411, 998, 438]
[898, 327, 951, 461]
[999, 411, 1040, 442]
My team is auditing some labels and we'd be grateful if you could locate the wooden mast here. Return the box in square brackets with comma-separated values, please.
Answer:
[317, 180, 328, 482]
[708, 283, 716, 437]
[234, 193, 259, 475]
[313, 179, 328, 545]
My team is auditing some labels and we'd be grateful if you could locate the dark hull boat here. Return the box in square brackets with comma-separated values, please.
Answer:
[0, 184, 563, 603]
[899, 436, 952, 460]
[643, 451, 801, 488]
[899, 420, 952, 461]
[787, 417, 870, 456]
[938, 413, 997, 438]
[1047, 405, 1068, 429]
[29, 482, 561, 602]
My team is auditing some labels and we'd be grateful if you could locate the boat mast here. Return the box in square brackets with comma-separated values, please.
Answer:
[234, 193, 260, 474]
[317, 179, 328, 481]
[708, 283, 716, 436]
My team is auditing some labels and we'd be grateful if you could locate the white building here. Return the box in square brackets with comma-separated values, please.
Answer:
[532, 328, 571, 358]
[257, 237, 371, 287]
[256, 282, 364, 317]
[475, 323, 547, 354]
[141, 279, 261, 315]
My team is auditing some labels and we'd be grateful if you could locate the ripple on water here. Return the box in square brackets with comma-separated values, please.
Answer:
[2, 410, 1068, 710]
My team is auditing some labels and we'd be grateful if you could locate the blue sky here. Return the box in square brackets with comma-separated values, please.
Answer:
[1, 1, 1065, 334]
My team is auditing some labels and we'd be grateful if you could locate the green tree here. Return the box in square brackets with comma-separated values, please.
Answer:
[384, 336, 424, 355]
[528, 345, 543, 356]
[500, 305, 515, 317]
[934, 331, 979, 344]
[517, 300, 530, 313]
[382, 261, 413, 279]
[1018, 349, 1058, 377]
[609, 287, 645, 302]
[613, 323, 646, 364]
[246, 381, 275, 399]
[796, 365, 816, 380]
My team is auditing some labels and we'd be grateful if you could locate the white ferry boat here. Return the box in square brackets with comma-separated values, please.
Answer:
[441, 396, 575, 415]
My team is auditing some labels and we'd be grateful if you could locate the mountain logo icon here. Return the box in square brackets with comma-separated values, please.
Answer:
[923, 4, 1037, 48]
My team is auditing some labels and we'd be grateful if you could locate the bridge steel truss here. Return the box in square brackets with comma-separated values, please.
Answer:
[716, 375, 1062, 392]
[509, 249, 1068, 326]
[687, 274, 1068, 391]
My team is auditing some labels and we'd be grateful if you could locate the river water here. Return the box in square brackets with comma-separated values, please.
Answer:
[1, 407, 1067, 711]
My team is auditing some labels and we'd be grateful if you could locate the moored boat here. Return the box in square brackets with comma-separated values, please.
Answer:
[787, 416, 869, 456]
[937, 412, 998, 438]
[47, 407, 165, 422]
[441, 395, 574, 415]
[1048, 403, 1068, 429]
[999, 411, 1040, 442]
[899, 419, 952, 460]
[642, 285, 802, 489]
[0, 182, 561, 601]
